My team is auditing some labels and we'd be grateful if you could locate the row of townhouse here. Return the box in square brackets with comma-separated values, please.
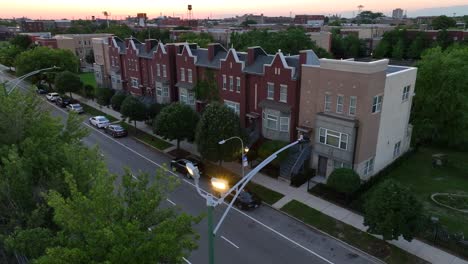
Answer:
[93, 36, 417, 181]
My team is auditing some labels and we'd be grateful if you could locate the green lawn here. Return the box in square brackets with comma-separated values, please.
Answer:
[120, 122, 172, 151]
[79, 73, 97, 88]
[80, 103, 118, 122]
[282, 200, 427, 264]
[382, 147, 468, 235]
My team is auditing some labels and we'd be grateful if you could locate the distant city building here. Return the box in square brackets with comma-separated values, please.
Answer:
[294, 15, 325, 27]
[307, 31, 332, 52]
[92, 37, 112, 88]
[392, 8, 404, 19]
[236, 14, 265, 25]
[21, 20, 45, 32]
[137, 13, 147, 27]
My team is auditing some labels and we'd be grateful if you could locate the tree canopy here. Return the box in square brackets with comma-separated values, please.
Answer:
[194, 69, 219, 102]
[154, 103, 199, 149]
[54, 71, 83, 98]
[364, 180, 423, 241]
[326, 168, 361, 196]
[178, 32, 214, 48]
[411, 46, 468, 147]
[195, 103, 244, 162]
[432, 15, 457, 30]
[121, 96, 147, 131]
[10, 35, 33, 50]
[331, 30, 365, 59]
[356, 11, 384, 24]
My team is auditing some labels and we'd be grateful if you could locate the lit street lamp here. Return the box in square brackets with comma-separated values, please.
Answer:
[218, 136, 249, 178]
[186, 136, 304, 264]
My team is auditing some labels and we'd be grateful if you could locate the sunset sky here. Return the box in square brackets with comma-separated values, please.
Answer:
[0, 0, 467, 19]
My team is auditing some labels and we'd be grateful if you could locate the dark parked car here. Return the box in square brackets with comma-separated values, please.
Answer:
[170, 157, 203, 178]
[36, 88, 47, 94]
[55, 97, 75, 107]
[104, 124, 127, 137]
[230, 190, 261, 210]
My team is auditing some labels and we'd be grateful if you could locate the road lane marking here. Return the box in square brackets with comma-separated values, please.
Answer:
[166, 199, 176, 206]
[221, 236, 239, 249]
[44, 96, 335, 264]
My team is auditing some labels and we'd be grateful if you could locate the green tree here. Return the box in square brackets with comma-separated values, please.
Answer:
[34, 169, 199, 264]
[194, 69, 219, 102]
[436, 29, 453, 50]
[391, 38, 405, 59]
[82, 84, 95, 99]
[195, 103, 243, 162]
[110, 92, 127, 111]
[135, 28, 170, 43]
[178, 32, 214, 48]
[411, 46, 468, 147]
[154, 103, 199, 149]
[10, 35, 33, 50]
[364, 180, 423, 241]
[95, 87, 115, 106]
[326, 168, 360, 199]
[15, 47, 79, 87]
[342, 34, 364, 58]
[406, 33, 429, 59]
[54, 71, 83, 98]
[0, 45, 22, 70]
[373, 39, 390, 58]
[146, 102, 164, 122]
[432, 15, 457, 30]
[356, 11, 384, 24]
[96, 24, 133, 39]
[120, 96, 147, 132]
[84, 49, 95, 64]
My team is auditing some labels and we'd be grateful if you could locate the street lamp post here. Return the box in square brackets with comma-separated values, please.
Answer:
[2, 66, 59, 95]
[218, 136, 249, 178]
[186, 136, 303, 264]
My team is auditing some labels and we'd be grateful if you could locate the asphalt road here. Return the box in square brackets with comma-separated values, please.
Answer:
[1, 69, 381, 264]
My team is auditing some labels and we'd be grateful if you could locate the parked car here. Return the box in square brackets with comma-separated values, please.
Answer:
[55, 97, 75, 108]
[170, 158, 203, 178]
[230, 190, 261, 210]
[66, 103, 84, 114]
[104, 124, 127, 138]
[88, 116, 110, 128]
[36, 88, 47, 94]
[46, 92, 60, 101]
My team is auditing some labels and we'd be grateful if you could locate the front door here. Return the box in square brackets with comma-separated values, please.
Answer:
[318, 156, 328, 176]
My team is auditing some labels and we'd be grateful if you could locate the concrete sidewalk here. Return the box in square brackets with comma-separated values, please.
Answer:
[75, 94, 467, 264]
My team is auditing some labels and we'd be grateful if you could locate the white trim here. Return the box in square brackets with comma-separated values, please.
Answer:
[267, 82, 274, 100]
[319, 127, 348, 150]
[219, 48, 246, 71]
[279, 84, 287, 103]
[263, 51, 295, 80]
[224, 100, 240, 115]
[349, 96, 357, 116]
[336, 95, 344, 114]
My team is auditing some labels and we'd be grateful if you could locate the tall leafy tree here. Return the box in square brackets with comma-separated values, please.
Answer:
[364, 180, 423, 241]
[154, 103, 199, 149]
[411, 46, 468, 147]
[95, 87, 115, 106]
[120, 96, 147, 132]
[391, 38, 405, 60]
[437, 29, 453, 50]
[432, 15, 457, 30]
[34, 170, 200, 264]
[10, 35, 33, 50]
[195, 103, 243, 162]
[194, 69, 219, 102]
[54, 71, 83, 98]
[178, 32, 214, 48]
[406, 32, 429, 59]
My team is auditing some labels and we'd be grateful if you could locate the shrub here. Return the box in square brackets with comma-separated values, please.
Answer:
[95, 88, 115, 106]
[110, 92, 127, 111]
[291, 168, 315, 187]
[83, 84, 95, 99]
[257, 140, 289, 167]
[327, 168, 361, 196]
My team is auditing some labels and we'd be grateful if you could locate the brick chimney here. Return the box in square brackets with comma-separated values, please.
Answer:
[208, 43, 226, 61]
[145, 39, 158, 53]
[247, 47, 265, 66]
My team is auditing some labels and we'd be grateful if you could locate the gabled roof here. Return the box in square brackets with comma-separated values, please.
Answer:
[244, 54, 275, 75]
[195, 48, 228, 69]
[112, 37, 127, 54]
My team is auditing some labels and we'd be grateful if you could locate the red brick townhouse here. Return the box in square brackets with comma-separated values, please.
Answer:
[104, 36, 319, 143]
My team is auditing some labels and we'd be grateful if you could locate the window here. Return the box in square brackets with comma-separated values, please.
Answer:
[336, 95, 344, 113]
[333, 160, 351, 169]
[280, 117, 289, 132]
[222, 75, 227, 90]
[156, 84, 169, 97]
[267, 83, 274, 100]
[224, 100, 240, 115]
[162, 86, 169, 97]
[131, 78, 139, 88]
[162, 65, 167, 78]
[180, 68, 185, 81]
[363, 157, 374, 176]
[156, 64, 161, 77]
[236, 77, 241, 93]
[402, 85, 410, 101]
[372, 95, 383, 113]
[180, 88, 194, 105]
[263, 112, 278, 130]
[318, 128, 349, 150]
[229, 76, 234, 91]
[187, 69, 193, 83]
[349, 96, 357, 116]
[280, 85, 287, 103]
[393, 141, 401, 158]
[324, 94, 331, 112]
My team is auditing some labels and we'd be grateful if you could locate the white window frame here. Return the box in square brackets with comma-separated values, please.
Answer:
[263, 111, 278, 130]
[156, 83, 162, 96]
[162, 65, 167, 78]
[280, 117, 289, 132]
[180, 68, 185, 81]
[280, 84, 287, 103]
[222, 75, 227, 90]
[324, 94, 331, 112]
[156, 64, 161, 77]
[224, 100, 240, 115]
[131, 77, 139, 88]
[402, 85, 410, 101]
[229, 76, 234, 91]
[336, 95, 344, 113]
[188, 91, 195, 105]
[372, 95, 383, 113]
[267, 83, 274, 100]
[393, 141, 401, 158]
[364, 157, 374, 176]
[187, 69, 193, 83]
[318, 127, 348, 150]
[349, 96, 357, 116]
[236, 77, 241, 93]
[180, 88, 188, 104]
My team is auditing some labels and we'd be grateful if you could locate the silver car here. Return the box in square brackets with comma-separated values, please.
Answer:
[66, 103, 84, 114]
[89, 116, 110, 128]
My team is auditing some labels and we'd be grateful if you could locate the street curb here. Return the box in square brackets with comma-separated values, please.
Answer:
[261, 201, 387, 264]
[132, 137, 176, 159]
